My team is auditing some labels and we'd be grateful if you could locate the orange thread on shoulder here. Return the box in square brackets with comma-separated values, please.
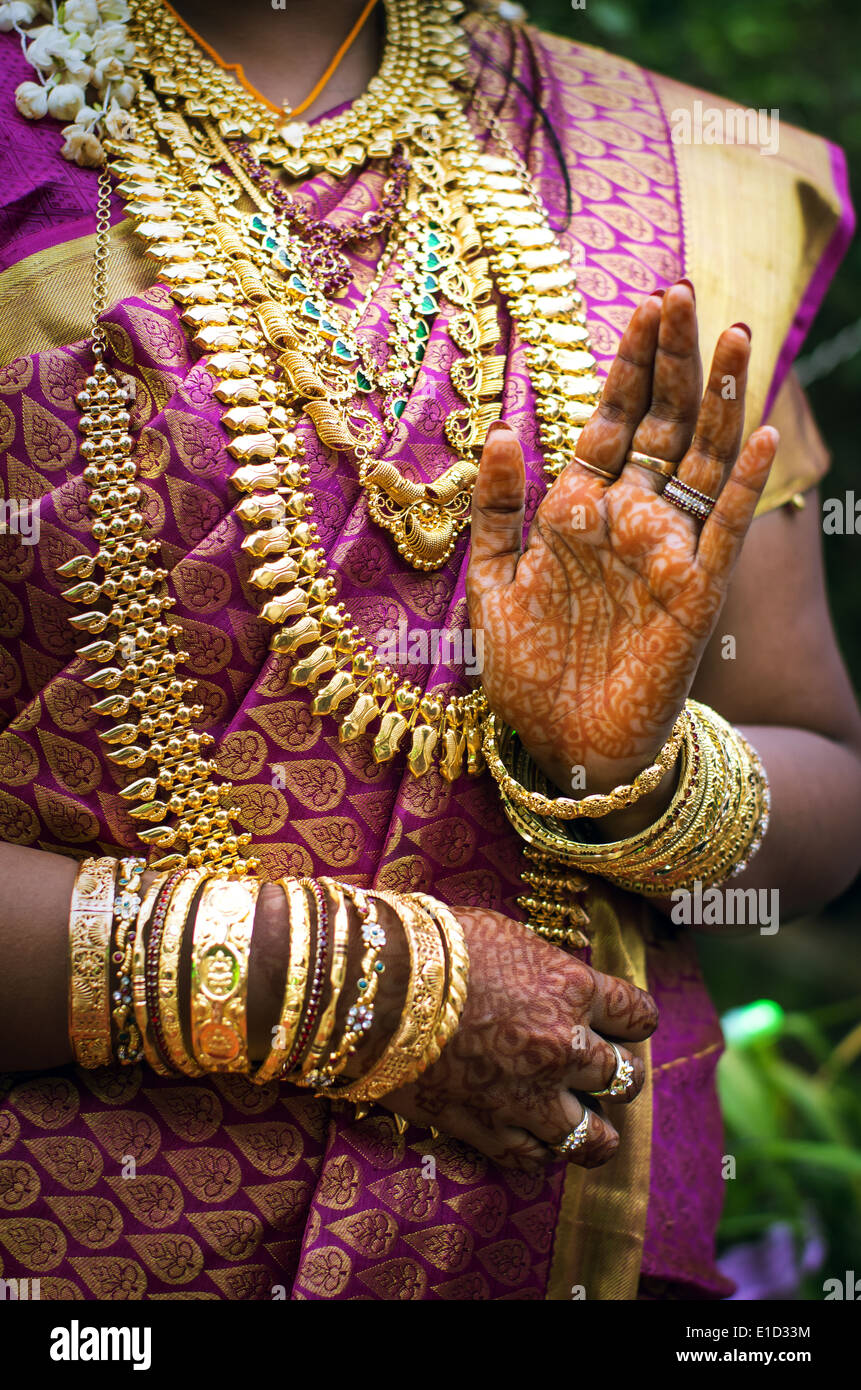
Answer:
[161, 0, 283, 112]
[161, 0, 381, 119]
[290, 0, 381, 117]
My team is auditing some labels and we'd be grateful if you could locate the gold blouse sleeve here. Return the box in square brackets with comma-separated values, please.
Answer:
[759, 369, 831, 514]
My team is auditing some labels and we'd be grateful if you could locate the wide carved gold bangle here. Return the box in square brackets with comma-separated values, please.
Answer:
[68, 856, 119, 1069]
[482, 708, 686, 819]
[159, 867, 212, 1077]
[253, 878, 314, 1084]
[190, 876, 260, 1073]
[336, 891, 446, 1104]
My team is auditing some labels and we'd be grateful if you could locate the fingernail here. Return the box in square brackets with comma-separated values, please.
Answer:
[731, 321, 752, 339]
[649, 289, 665, 299]
[485, 421, 510, 435]
[674, 277, 695, 297]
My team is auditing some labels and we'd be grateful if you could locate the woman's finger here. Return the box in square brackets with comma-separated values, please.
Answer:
[562, 1030, 645, 1100]
[520, 1091, 620, 1168]
[696, 425, 779, 579]
[674, 323, 751, 499]
[621, 279, 702, 492]
[587, 967, 659, 1040]
[467, 422, 525, 591]
[382, 1093, 551, 1170]
[571, 292, 663, 474]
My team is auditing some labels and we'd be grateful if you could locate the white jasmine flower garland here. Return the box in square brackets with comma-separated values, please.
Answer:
[9, 0, 138, 164]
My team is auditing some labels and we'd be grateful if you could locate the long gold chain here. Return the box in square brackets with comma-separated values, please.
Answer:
[89, 163, 114, 355]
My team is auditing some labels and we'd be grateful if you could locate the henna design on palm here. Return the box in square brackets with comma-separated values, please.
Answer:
[467, 282, 779, 796]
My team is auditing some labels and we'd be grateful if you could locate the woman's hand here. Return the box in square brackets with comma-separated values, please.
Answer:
[381, 908, 658, 1169]
[466, 281, 779, 796]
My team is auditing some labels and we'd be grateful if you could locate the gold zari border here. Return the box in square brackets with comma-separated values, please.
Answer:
[546, 891, 653, 1301]
[0, 220, 152, 366]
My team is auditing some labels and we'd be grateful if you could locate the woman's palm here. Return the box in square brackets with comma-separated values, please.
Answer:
[467, 284, 778, 793]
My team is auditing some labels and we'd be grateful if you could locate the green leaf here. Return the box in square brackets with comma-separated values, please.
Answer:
[754, 1140, 861, 1175]
[759, 1055, 850, 1145]
[717, 1046, 780, 1138]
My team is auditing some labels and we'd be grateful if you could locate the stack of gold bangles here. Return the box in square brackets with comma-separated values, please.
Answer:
[67, 862, 468, 1101]
[483, 698, 770, 904]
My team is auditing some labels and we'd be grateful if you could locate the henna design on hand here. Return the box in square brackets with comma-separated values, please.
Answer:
[468, 282, 779, 800]
[382, 908, 657, 1169]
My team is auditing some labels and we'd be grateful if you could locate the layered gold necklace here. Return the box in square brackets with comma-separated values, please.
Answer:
[61, 0, 600, 874]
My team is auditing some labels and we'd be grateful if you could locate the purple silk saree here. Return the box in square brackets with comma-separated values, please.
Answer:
[0, 16, 851, 1300]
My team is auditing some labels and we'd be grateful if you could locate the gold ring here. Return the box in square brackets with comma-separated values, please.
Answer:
[551, 1105, 591, 1159]
[626, 449, 676, 479]
[574, 455, 616, 482]
[590, 1041, 636, 1099]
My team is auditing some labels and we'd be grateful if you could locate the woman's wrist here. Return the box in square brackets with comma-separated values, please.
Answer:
[52, 860, 468, 1096]
[582, 753, 682, 842]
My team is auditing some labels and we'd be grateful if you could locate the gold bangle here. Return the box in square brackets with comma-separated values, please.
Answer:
[295, 877, 351, 1088]
[574, 710, 713, 869]
[158, 867, 212, 1077]
[253, 878, 314, 1084]
[316, 886, 388, 1086]
[134, 870, 185, 1076]
[499, 701, 769, 898]
[497, 704, 704, 868]
[336, 891, 446, 1104]
[110, 856, 147, 1066]
[190, 876, 260, 1073]
[608, 707, 753, 892]
[132, 871, 170, 1073]
[654, 721, 769, 890]
[482, 710, 686, 819]
[68, 856, 119, 1069]
[411, 893, 469, 1062]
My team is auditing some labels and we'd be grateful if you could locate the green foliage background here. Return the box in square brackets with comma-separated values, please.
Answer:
[527, 0, 861, 1296]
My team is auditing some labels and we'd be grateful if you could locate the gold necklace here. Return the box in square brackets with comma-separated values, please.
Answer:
[132, 0, 599, 545]
[62, 0, 602, 874]
[133, 0, 469, 175]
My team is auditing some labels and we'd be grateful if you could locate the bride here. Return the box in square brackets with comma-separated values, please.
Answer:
[0, 0, 858, 1301]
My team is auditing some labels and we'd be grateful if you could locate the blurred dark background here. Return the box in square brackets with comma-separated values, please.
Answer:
[527, 0, 861, 1299]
